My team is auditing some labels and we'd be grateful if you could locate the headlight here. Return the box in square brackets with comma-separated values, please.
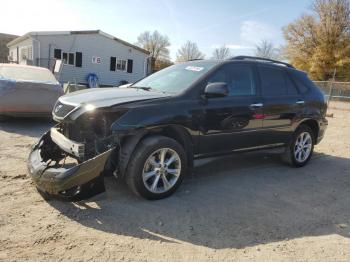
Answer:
[84, 104, 96, 111]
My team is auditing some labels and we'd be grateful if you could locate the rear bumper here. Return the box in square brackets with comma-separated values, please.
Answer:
[28, 131, 114, 196]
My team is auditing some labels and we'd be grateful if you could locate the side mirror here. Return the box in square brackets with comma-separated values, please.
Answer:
[204, 82, 229, 98]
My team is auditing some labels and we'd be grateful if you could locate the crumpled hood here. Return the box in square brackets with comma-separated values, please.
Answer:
[59, 87, 170, 108]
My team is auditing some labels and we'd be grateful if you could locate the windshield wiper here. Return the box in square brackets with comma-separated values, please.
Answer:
[130, 86, 152, 91]
[129, 86, 170, 94]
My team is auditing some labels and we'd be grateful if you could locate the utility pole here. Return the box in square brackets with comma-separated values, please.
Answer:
[327, 68, 337, 107]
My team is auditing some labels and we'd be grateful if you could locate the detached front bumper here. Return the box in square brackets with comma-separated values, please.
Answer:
[28, 131, 114, 196]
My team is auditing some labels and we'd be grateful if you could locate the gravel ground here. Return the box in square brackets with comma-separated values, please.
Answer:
[0, 103, 350, 262]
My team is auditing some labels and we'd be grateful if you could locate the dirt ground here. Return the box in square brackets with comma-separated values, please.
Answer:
[1, 102, 350, 262]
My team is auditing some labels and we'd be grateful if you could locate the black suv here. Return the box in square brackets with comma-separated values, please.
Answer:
[28, 56, 328, 200]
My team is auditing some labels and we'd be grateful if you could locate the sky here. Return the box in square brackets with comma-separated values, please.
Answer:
[0, 0, 314, 60]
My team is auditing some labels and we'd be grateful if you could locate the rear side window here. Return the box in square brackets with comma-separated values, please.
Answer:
[207, 64, 256, 96]
[285, 73, 298, 95]
[289, 70, 311, 94]
[258, 65, 298, 96]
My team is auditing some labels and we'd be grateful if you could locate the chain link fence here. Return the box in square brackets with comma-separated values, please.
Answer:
[313, 81, 350, 102]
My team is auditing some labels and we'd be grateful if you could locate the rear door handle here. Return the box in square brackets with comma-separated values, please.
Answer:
[250, 103, 263, 108]
[296, 100, 305, 104]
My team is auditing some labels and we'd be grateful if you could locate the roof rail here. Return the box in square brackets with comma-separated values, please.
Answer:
[230, 56, 295, 68]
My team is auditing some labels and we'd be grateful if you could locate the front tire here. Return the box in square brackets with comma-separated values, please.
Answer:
[125, 135, 187, 200]
[282, 124, 315, 167]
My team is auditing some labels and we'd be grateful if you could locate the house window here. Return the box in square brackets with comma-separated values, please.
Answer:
[54, 49, 61, 59]
[20, 47, 28, 60]
[116, 59, 127, 71]
[62, 52, 75, 65]
[110, 57, 116, 71]
[28, 46, 33, 60]
[110, 58, 128, 71]
[56, 50, 82, 67]
[75, 52, 82, 67]
[62, 52, 68, 64]
[68, 53, 74, 65]
[127, 59, 133, 73]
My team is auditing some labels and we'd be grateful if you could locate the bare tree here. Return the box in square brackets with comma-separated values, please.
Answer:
[254, 40, 280, 59]
[136, 31, 171, 61]
[136, 31, 172, 72]
[176, 41, 205, 62]
[154, 59, 173, 72]
[212, 45, 231, 60]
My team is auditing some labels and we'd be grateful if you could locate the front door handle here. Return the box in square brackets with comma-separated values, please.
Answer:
[296, 100, 305, 104]
[250, 103, 263, 108]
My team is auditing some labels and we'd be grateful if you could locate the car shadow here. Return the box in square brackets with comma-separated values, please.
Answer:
[0, 117, 54, 138]
[48, 150, 350, 249]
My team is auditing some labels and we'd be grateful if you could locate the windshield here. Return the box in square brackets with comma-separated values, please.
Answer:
[132, 61, 218, 94]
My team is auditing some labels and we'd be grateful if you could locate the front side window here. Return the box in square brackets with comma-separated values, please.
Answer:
[132, 61, 218, 94]
[206, 63, 256, 96]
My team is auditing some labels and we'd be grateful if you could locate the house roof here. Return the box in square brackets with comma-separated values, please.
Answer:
[7, 30, 150, 55]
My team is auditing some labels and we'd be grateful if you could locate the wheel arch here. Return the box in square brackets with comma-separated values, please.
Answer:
[297, 119, 320, 143]
[117, 125, 194, 177]
[150, 125, 194, 168]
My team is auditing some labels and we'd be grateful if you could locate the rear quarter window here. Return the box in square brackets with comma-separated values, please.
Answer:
[289, 70, 312, 94]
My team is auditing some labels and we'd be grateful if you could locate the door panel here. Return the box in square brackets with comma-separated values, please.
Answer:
[198, 96, 263, 154]
[196, 62, 264, 155]
[257, 64, 305, 145]
[261, 96, 303, 144]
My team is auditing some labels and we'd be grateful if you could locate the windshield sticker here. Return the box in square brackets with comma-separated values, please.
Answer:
[185, 66, 204, 72]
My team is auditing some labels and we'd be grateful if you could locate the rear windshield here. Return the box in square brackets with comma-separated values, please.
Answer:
[0, 65, 58, 84]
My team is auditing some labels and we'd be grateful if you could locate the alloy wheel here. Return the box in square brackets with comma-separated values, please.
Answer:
[294, 132, 312, 163]
[142, 148, 181, 194]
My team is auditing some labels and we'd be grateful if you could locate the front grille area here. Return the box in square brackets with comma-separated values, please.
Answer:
[59, 114, 113, 160]
[53, 101, 76, 118]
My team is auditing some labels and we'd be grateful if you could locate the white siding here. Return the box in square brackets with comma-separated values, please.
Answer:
[33, 33, 148, 86]
[8, 38, 33, 64]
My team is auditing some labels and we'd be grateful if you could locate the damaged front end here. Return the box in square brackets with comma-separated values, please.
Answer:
[28, 110, 121, 198]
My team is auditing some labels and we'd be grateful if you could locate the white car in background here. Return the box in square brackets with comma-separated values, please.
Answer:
[0, 64, 63, 119]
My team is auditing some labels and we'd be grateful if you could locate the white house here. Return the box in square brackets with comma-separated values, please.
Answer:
[7, 30, 151, 86]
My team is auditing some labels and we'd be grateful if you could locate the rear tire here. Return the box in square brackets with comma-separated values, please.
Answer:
[282, 124, 315, 167]
[125, 135, 187, 200]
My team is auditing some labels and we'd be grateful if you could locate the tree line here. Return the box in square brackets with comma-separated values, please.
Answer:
[136, 0, 349, 81]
